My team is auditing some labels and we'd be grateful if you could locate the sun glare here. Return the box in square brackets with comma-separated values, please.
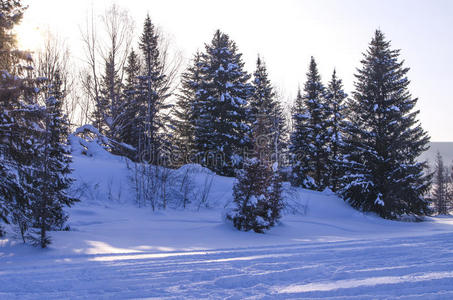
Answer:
[15, 22, 43, 51]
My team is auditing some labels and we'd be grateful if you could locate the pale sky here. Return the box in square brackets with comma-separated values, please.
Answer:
[16, 0, 453, 141]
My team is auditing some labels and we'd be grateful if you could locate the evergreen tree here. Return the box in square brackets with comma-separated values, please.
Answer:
[268, 166, 284, 224]
[227, 113, 283, 233]
[0, 2, 76, 245]
[194, 30, 252, 176]
[98, 53, 123, 140]
[290, 57, 329, 190]
[115, 16, 171, 161]
[0, 0, 27, 73]
[3, 68, 44, 243]
[117, 49, 140, 150]
[289, 89, 311, 188]
[124, 49, 141, 89]
[0, 72, 25, 237]
[0, 164, 13, 237]
[135, 15, 171, 161]
[171, 52, 203, 164]
[0, 0, 36, 238]
[340, 30, 431, 219]
[432, 152, 452, 215]
[12, 95, 43, 243]
[325, 69, 347, 191]
[249, 56, 286, 164]
[27, 71, 77, 247]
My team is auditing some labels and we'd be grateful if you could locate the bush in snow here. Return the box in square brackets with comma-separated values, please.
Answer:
[227, 158, 283, 233]
[227, 106, 283, 233]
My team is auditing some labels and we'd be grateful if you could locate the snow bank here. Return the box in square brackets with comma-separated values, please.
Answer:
[67, 137, 368, 222]
[2, 141, 453, 299]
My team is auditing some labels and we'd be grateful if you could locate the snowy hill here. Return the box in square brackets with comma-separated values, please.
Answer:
[2, 145, 453, 298]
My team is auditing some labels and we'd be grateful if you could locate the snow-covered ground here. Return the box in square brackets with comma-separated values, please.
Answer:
[2, 148, 453, 299]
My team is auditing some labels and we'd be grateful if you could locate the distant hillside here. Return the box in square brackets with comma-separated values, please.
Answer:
[419, 142, 453, 166]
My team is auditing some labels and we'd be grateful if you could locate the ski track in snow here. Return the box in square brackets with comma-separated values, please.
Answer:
[2, 232, 453, 299]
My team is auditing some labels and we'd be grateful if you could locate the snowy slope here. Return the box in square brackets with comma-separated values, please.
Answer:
[2, 147, 453, 299]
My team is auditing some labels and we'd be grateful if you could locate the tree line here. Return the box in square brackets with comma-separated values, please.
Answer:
[78, 7, 433, 230]
[0, 1, 440, 240]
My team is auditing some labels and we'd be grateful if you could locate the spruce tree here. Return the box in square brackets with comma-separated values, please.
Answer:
[340, 30, 431, 219]
[135, 15, 171, 161]
[117, 49, 140, 151]
[194, 30, 252, 176]
[98, 53, 123, 141]
[171, 52, 203, 164]
[124, 50, 141, 91]
[0, 0, 27, 73]
[0, 163, 13, 237]
[289, 89, 311, 188]
[227, 113, 283, 233]
[5, 69, 44, 243]
[432, 152, 452, 215]
[0, 0, 36, 238]
[0, 72, 23, 237]
[249, 56, 286, 164]
[13, 98, 43, 244]
[0, 2, 76, 244]
[325, 69, 347, 191]
[290, 57, 329, 190]
[27, 71, 77, 247]
[115, 16, 171, 161]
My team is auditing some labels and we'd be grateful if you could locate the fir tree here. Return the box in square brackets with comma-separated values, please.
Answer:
[0, 0, 37, 238]
[6, 71, 44, 243]
[194, 30, 252, 176]
[0, 164, 13, 237]
[12, 100, 43, 243]
[0, 72, 24, 237]
[432, 152, 452, 215]
[227, 113, 283, 233]
[27, 71, 77, 247]
[249, 56, 286, 164]
[115, 16, 171, 161]
[340, 30, 431, 219]
[325, 69, 347, 191]
[98, 53, 123, 141]
[0, 2, 77, 244]
[0, 0, 27, 73]
[135, 15, 171, 161]
[117, 49, 140, 151]
[124, 49, 140, 89]
[289, 89, 311, 188]
[171, 52, 203, 164]
[290, 57, 329, 190]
